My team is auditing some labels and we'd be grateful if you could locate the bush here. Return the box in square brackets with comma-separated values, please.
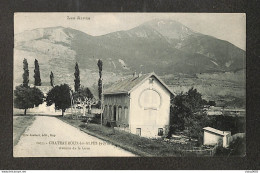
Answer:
[209, 115, 245, 134]
[170, 88, 211, 140]
[215, 137, 246, 156]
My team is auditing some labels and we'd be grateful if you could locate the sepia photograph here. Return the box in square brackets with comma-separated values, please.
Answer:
[13, 12, 246, 157]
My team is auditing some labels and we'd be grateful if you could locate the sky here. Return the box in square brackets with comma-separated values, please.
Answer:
[14, 13, 246, 50]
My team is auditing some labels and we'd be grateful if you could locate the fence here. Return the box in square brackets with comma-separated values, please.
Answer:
[182, 144, 218, 156]
[182, 138, 222, 156]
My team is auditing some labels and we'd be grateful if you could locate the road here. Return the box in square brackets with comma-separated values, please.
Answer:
[13, 116, 135, 157]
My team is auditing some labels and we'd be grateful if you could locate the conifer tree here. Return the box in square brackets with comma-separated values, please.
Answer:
[97, 59, 103, 103]
[34, 59, 41, 86]
[74, 62, 80, 92]
[50, 71, 54, 87]
[22, 58, 29, 87]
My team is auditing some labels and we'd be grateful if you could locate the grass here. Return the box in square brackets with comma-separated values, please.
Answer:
[57, 117, 198, 157]
[13, 115, 36, 146]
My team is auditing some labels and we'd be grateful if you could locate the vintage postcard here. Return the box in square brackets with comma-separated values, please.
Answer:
[13, 13, 246, 157]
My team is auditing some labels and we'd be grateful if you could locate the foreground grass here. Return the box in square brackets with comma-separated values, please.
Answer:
[13, 115, 36, 146]
[58, 117, 197, 157]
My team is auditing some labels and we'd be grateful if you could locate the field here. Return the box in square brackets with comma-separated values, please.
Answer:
[162, 70, 246, 108]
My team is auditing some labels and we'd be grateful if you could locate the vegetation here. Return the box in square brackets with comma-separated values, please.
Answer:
[14, 85, 44, 115]
[46, 84, 71, 116]
[58, 117, 199, 156]
[215, 137, 246, 156]
[72, 86, 94, 116]
[34, 59, 41, 86]
[13, 116, 36, 146]
[74, 62, 80, 92]
[50, 71, 54, 87]
[22, 58, 29, 87]
[208, 100, 216, 106]
[170, 88, 210, 144]
[97, 59, 103, 108]
[209, 115, 245, 134]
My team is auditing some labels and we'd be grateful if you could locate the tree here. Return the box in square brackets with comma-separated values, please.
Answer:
[14, 85, 44, 115]
[34, 59, 41, 86]
[208, 100, 216, 106]
[170, 88, 210, 142]
[74, 62, 80, 92]
[50, 71, 54, 87]
[22, 58, 29, 87]
[72, 86, 94, 116]
[97, 59, 103, 107]
[46, 84, 71, 116]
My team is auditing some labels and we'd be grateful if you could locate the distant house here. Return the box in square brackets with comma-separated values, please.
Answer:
[203, 127, 231, 148]
[102, 72, 174, 138]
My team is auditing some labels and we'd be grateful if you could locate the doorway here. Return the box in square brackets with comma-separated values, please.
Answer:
[113, 106, 117, 121]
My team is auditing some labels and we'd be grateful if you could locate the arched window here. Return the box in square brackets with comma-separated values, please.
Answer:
[113, 105, 117, 121]
[118, 106, 122, 121]
[124, 106, 128, 122]
[109, 105, 112, 120]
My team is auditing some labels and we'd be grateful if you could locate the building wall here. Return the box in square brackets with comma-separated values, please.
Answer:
[129, 76, 171, 138]
[103, 94, 130, 127]
[203, 131, 223, 146]
[223, 132, 231, 147]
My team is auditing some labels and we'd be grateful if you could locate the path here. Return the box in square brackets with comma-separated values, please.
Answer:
[13, 116, 135, 157]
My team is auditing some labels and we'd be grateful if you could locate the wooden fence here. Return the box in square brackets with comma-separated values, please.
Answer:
[182, 139, 222, 156]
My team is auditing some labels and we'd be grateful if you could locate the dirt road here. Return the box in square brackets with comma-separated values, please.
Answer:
[13, 116, 135, 157]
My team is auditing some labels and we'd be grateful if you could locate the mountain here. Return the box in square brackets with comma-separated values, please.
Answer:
[14, 20, 246, 100]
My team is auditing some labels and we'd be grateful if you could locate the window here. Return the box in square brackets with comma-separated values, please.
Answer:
[136, 128, 141, 136]
[109, 105, 112, 120]
[158, 128, 163, 136]
[124, 107, 128, 122]
[118, 106, 122, 121]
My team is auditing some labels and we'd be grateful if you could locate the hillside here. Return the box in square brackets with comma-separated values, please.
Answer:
[14, 19, 246, 107]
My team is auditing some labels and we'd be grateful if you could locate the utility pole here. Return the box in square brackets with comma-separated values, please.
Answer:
[70, 90, 73, 114]
[101, 78, 104, 126]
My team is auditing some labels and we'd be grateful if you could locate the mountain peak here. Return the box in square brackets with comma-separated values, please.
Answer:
[142, 19, 195, 40]
[143, 19, 181, 25]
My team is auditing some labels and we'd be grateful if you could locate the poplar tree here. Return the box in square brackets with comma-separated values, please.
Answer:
[22, 58, 29, 87]
[74, 62, 80, 92]
[97, 59, 103, 103]
[34, 59, 41, 86]
[50, 71, 54, 87]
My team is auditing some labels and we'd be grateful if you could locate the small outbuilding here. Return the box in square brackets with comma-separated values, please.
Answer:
[203, 127, 231, 148]
[102, 72, 174, 138]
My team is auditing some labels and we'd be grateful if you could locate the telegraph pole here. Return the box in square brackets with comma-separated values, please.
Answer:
[70, 90, 73, 114]
[101, 78, 104, 126]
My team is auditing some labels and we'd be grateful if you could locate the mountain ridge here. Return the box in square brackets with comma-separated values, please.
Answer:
[14, 19, 245, 89]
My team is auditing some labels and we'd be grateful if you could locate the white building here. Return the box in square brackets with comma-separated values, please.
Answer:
[102, 72, 174, 138]
[203, 127, 231, 148]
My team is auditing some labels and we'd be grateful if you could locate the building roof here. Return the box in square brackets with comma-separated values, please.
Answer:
[103, 72, 174, 95]
[203, 127, 231, 136]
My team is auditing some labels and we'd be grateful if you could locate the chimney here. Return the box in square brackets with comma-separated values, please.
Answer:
[138, 71, 142, 77]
